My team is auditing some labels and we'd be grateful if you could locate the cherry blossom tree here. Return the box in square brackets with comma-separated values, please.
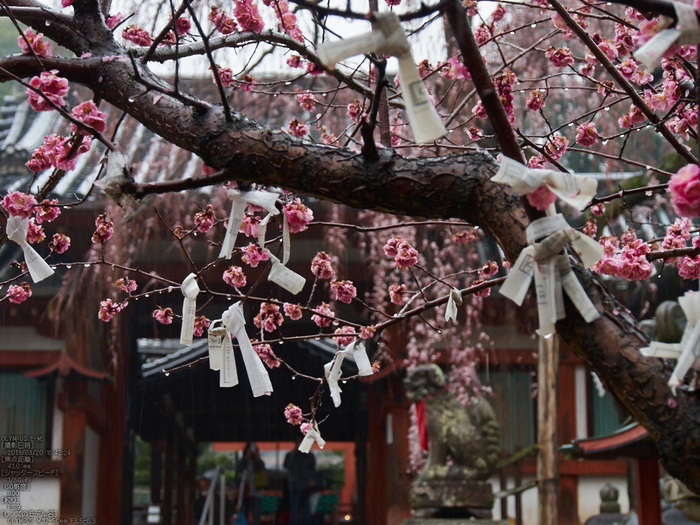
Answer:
[4, 0, 700, 506]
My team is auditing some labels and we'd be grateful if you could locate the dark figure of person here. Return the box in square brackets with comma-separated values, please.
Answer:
[236, 442, 267, 525]
[283, 438, 316, 525]
[194, 476, 234, 525]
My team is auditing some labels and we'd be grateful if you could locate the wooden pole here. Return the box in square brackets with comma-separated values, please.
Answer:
[537, 334, 559, 525]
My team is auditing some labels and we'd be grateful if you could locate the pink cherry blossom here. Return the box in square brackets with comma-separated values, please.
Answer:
[193, 316, 211, 337]
[311, 252, 335, 279]
[212, 66, 235, 88]
[360, 325, 376, 339]
[254, 342, 280, 368]
[6, 283, 32, 304]
[472, 102, 487, 119]
[528, 155, 546, 169]
[71, 100, 108, 134]
[300, 422, 312, 435]
[98, 298, 126, 322]
[670, 164, 700, 218]
[306, 61, 325, 76]
[395, 242, 418, 269]
[591, 204, 605, 216]
[285, 404, 303, 425]
[49, 233, 70, 253]
[209, 7, 238, 34]
[545, 134, 569, 160]
[239, 214, 259, 237]
[545, 46, 575, 68]
[311, 302, 334, 327]
[389, 283, 407, 305]
[679, 240, 700, 279]
[238, 75, 255, 92]
[284, 303, 303, 320]
[331, 280, 357, 304]
[26, 219, 45, 244]
[526, 90, 545, 111]
[92, 213, 114, 244]
[618, 105, 646, 128]
[491, 3, 506, 21]
[2, 191, 36, 218]
[283, 198, 314, 232]
[526, 186, 557, 211]
[296, 92, 317, 112]
[383, 236, 405, 258]
[18, 28, 51, 57]
[333, 326, 356, 347]
[34, 199, 60, 224]
[175, 17, 191, 36]
[286, 55, 303, 68]
[27, 70, 69, 112]
[122, 25, 152, 46]
[223, 266, 247, 288]
[583, 217, 597, 238]
[347, 100, 363, 121]
[575, 122, 599, 147]
[153, 307, 174, 325]
[116, 277, 138, 293]
[288, 119, 309, 138]
[254, 302, 284, 332]
[106, 13, 124, 29]
[241, 243, 269, 267]
[479, 261, 499, 279]
[194, 205, 216, 233]
[474, 24, 492, 45]
[234, 0, 265, 33]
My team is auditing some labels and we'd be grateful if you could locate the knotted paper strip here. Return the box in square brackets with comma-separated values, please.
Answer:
[499, 214, 603, 335]
[6, 216, 54, 283]
[258, 213, 291, 265]
[179, 273, 200, 346]
[444, 288, 463, 323]
[299, 424, 326, 453]
[324, 340, 373, 407]
[222, 302, 273, 397]
[265, 250, 306, 295]
[207, 320, 226, 371]
[492, 156, 597, 211]
[634, 2, 700, 70]
[219, 189, 279, 259]
[641, 291, 700, 395]
[317, 13, 446, 144]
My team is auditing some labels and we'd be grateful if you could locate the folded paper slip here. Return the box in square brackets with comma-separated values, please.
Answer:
[499, 214, 602, 335]
[220, 302, 273, 397]
[317, 12, 446, 144]
[324, 340, 373, 407]
[299, 424, 325, 453]
[633, 2, 700, 70]
[220, 189, 280, 259]
[179, 273, 200, 346]
[6, 216, 54, 283]
[492, 156, 597, 211]
[641, 290, 700, 395]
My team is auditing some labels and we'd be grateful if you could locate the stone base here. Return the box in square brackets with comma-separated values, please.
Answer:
[401, 518, 508, 525]
[411, 480, 494, 510]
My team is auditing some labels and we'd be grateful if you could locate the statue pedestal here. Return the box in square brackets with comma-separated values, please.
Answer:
[410, 480, 496, 520]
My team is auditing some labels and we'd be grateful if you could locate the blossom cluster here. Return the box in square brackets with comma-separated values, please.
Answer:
[383, 236, 419, 269]
[591, 230, 654, 281]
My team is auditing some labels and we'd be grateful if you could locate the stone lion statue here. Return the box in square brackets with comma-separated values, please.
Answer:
[404, 363, 501, 482]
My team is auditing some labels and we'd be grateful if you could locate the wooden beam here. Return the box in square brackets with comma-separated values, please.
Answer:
[636, 459, 661, 525]
[537, 335, 559, 525]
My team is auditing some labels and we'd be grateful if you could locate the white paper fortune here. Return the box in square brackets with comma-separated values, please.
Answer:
[219, 189, 280, 259]
[499, 214, 602, 335]
[179, 273, 200, 346]
[444, 288, 463, 323]
[492, 156, 597, 211]
[317, 13, 446, 144]
[207, 320, 227, 371]
[324, 340, 374, 407]
[266, 250, 306, 295]
[641, 290, 700, 395]
[6, 216, 54, 283]
[299, 424, 326, 453]
[633, 2, 700, 70]
[222, 302, 273, 397]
